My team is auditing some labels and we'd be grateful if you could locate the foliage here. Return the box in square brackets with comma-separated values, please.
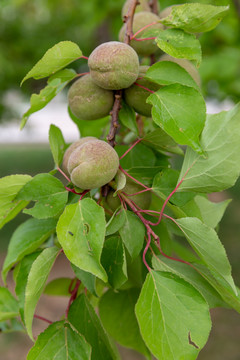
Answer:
[1, 1, 240, 359]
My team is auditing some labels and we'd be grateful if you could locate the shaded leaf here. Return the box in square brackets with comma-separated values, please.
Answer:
[0, 287, 19, 321]
[142, 127, 183, 155]
[71, 264, 97, 297]
[119, 100, 138, 134]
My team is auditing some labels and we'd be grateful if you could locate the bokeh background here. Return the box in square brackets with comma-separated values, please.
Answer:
[0, 0, 240, 359]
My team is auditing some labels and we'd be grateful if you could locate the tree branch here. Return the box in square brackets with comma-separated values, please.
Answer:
[107, 0, 138, 148]
[149, 0, 159, 15]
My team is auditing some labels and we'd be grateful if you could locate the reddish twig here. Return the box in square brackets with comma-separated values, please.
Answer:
[122, 188, 152, 197]
[34, 314, 52, 324]
[134, 82, 155, 93]
[131, 21, 158, 40]
[119, 138, 142, 159]
[79, 190, 90, 201]
[65, 279, 81, 318]
[58, 167, 71, 183]
[119, 166, 149, 189]
[76, 72, 90, 77]
[133, 37, 156, 41]
[80, 55, 89, 60]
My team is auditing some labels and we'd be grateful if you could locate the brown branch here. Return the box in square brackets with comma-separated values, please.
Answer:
[107, 90, 122, 147]
[149, 0, 159, 15]
[124, 0, 139, 44]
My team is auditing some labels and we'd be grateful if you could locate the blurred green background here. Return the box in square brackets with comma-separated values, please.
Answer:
[0, 0, 240, 359]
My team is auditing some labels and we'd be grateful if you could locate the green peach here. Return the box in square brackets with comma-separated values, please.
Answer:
[62, 137, 97, 176]
[159, 54, 201, 87]
[121, 0, 151, 18]
[68, 139, 119, 189]
[159, 5, 174, 19]
[106, 179, 152, 211]
[124, 66, 160, 117]
[119, 12, 163, 56]
[68, 74, 114, 120]
[88, 41, 139, 90]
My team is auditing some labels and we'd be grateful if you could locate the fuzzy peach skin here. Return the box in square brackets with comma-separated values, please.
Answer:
[88, 41, 139, 90]
[68, 74, 114, 120]
[67, 139, 119, 189]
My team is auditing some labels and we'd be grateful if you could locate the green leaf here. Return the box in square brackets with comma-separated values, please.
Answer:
[27, 321, 91, 360]
[176, 217, 237, 296]
[152, 256, 227, 308]
[2, 218, 57, 283]
[0, 318, 24, 334]
[178, 104, 240, 192]
[119, 100, 138, 134]
[116, 143, 156, 169]
[153, 169, 195, 206]
[68, 107, 110, 138]
[44, 278, 73, 296]
[135, 271, 211, 360]
[0, 287, 19, 321]
[17, 173, 68, 219]
[160, 4, 229, 33]
[21, 69, 76, 129]
[193, 196, 231, 228]
[49, 124, 66, 167]
[142, 127, 183, 155]
[156, 29, 202, 66]
[0, 174, 31, 229]
[101, 236, 127, 289]
[68, 295, 120, 360]
[24, 247, 59, 340]
[147, 84, 206, 154]
[15, 251, 41, 322]
[71, 265, 97, 297]
[119, 210, 145, 259]
[99, 289, 150, 358]
[56, 199, 107, 282]
[106, 210, 125, 236]
[128, 165, 168, 186]
[114, 170, 126, 193]
[21, 41, 82, 85]
[146, 61, 199, 89]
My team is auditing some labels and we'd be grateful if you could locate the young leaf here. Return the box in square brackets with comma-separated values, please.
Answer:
[178, 103, 240, 192]
[56, 199, 107, 282]
[146, 61, 199, 89]
[0, 174, 31, 229]
[193, 196, 231, 228]
[16, 173, 68, 219]
[118, 100, 138, 134]
[101, 235, 127, 289]
[44, 278, 73, 296]
[99, 289, 151, 359]
[160, 4, 229, 33]
[15, 251, 41, 322]
[27, 321, 91, 360]
[0, 287, 19, 321]
[21, 41, 82, 85]
[68, 295, 120, 360]
[71, 265, 97, 297]
[152, 256, 227, 308]
[147, 84, 206, 154]
[156, 29, 202, 66]
[176, 217, 237, 295]
[2, 218, 57, 283]
[106, 210, 125, 236]
[21, 69, 76, 129]
[135, 271, 211, 360]
[153, 169, 195, 206]
[142, 127, 183, 155]
[49, 124, 66, 167]
[119, 210, 145, 260]
[114, 169, 126, 193]
[24, 246, 59, 340]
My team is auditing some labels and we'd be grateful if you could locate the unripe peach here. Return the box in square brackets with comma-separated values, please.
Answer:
[67, 139, 119, 190]
[62, 137, 97, 176]
[119, 12, 163, 56]
[122, 0, 151, 18]
[159, 5, 174, 19]
[106, 179, 152, 211]
[68, 74, 114, 120]
[88, 41, 139, 90]
[124, 66, 160, 117]
[159, 54, 201, 87]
